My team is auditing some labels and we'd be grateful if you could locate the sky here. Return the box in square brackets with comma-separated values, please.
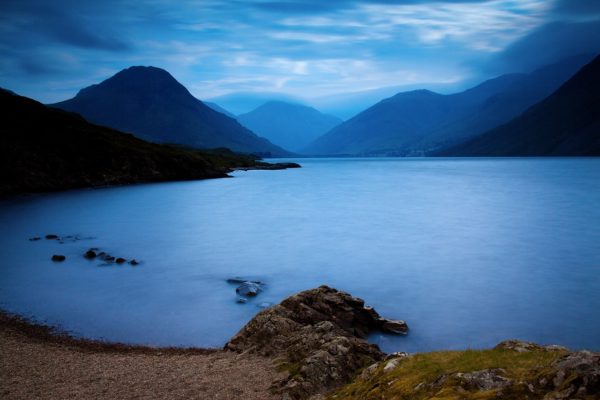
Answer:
[1, 0, 599, 106]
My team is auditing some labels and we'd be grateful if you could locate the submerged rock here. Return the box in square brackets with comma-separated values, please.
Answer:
[225, 285, 408, 399]
[129, 259, 139, 266]
[29, 237, 41, 241]
[83, 250, 97, 259]
[51, 255, 66, 262]
[236, 281, 262, 297]
[45, 234, 59, 240]
[115, 257, 126, 264]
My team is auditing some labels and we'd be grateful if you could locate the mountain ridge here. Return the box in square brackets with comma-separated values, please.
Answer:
[304, 55, 594, 156]
[437, 54, 600, 156]
[237, 100, 342, 152]
[51, 66, 290, 157]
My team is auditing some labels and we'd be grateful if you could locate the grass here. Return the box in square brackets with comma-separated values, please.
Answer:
[330, 347, 567, 400]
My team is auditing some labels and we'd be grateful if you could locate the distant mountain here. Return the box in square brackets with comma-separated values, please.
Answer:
[0, 89, 275, 196]
[204, 101, 236, 118]
[206, 92, 305, 115]
[51, 66, 289, 157]
[237, 101, 342, 152]
[310, 81, 466, 120]
[438, 55, 600, 156]
[305, 55, 594, 156]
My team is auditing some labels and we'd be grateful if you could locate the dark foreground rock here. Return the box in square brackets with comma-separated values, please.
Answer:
[225, 285, 407, 399]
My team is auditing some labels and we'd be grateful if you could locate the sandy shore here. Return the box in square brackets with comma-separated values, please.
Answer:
[0, 312, 284, 399]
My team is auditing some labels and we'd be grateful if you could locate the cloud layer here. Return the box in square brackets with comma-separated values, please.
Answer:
[0, 0, 598, 104]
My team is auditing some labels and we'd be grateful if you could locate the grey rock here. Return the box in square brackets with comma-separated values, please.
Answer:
[455, 368, 512, 391]
[236, 281, 262, 297]
[225, 285, 407, 399]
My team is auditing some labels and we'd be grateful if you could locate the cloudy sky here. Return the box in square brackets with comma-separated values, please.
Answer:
[1, 0, 599, 104]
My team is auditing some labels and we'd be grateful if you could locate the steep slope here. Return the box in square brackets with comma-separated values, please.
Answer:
[237, 101, 342, 152]
[305, 55, 593, 156]
[204, 101, 236, 118]
[51, 66, 289, 156]
[438, 55, 600, 156]
[0, 89, 279, 196]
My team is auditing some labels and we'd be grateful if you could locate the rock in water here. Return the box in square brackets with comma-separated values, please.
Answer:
[381, 319, 409, 334]
[115, 257, 126, 264]
[51, 255, 66, 262]
[236, 281, 262, 297]
[45, 234, 59, 240]
[84, 250, 97, 259]
[225, 285, 408, 399]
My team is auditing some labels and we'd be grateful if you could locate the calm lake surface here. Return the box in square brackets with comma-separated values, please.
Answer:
[1, 158, 599, 353]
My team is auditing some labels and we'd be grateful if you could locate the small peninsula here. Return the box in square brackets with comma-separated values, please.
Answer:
[0, 89, 299, 197]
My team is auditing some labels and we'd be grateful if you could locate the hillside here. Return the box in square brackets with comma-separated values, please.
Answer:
[51, 66, 289, 156]
[305, 55, 593, 156]
[438, 54, 600, 156]
[237, 101, 342, 152]
[0, 89, 292, 196]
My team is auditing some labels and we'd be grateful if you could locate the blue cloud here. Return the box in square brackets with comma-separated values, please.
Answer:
[0, 0, 598, 106]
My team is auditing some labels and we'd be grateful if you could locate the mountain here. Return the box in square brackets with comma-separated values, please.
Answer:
[51, 66, 289, 157]
[0, 89, 288, 196]
[310, 81, 466, 120]
[304, 55, 594, 156]
[206, 92, 305, 115]
[437, 55, 600, 156]
[204, 101, 236, 118]
[237, 101, 342, 152]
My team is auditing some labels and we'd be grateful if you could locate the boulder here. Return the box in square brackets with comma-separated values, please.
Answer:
[381, 319, 409, 334]
[84, 250, 97, 259]
[538, 351, 600, 398]
[51, 255, 66, 262]
[225, 285, 408, 399]
[115, 257, 126, 264]
[495, 339, 567, 353]
[236, 281, 262, 297]
[455, 369, 512, 391]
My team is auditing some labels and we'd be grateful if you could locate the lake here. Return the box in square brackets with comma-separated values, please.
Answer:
[0, 158, 599, 353]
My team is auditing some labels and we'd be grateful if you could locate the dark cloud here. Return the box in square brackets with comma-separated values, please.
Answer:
[0, 2, 129, 51]
[487, 20, 600, 74]
[553, 0, 600, 16]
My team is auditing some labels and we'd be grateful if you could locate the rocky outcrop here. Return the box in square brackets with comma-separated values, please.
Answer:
[225, 285, 407, 399]
[499, 341, 600, 399]
[341, 339, 599, 400]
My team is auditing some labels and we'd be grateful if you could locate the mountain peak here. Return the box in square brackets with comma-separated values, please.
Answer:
[74, 66, 186, 99]
[50, 66, 289, 156]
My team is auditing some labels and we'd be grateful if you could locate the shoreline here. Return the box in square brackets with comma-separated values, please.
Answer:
[0, 310, 284, 400]
[2, 288, 599, 400]
[0, 310, 217, 355]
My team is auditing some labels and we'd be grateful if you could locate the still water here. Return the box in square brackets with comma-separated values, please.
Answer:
[0, 158, 599, 353]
